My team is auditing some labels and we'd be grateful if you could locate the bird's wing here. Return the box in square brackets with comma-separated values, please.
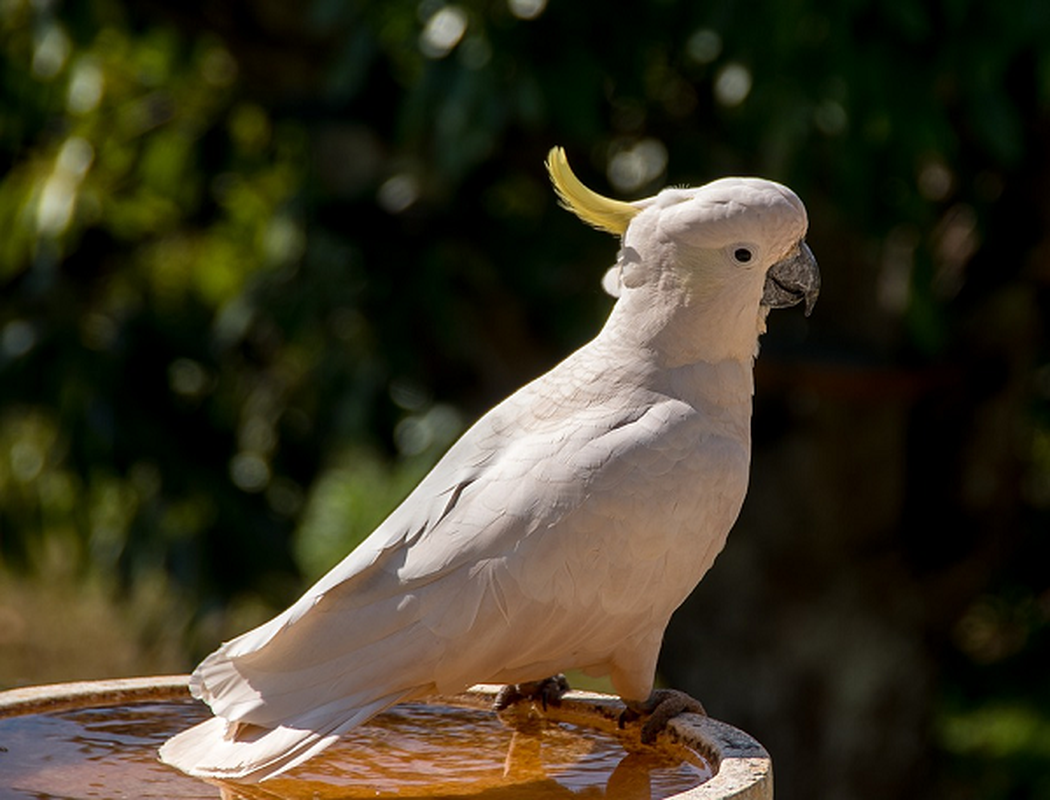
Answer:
[188, 370, 637, 715]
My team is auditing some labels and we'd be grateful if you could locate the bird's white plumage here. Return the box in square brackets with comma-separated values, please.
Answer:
[159, 151, 815, 782]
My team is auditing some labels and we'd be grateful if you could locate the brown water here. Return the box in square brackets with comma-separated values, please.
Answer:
[0, 699, 712, 799]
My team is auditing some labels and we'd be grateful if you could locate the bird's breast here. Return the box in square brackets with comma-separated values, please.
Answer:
[502, 397, 751, 622]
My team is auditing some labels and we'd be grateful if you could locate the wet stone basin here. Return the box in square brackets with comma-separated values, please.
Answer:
[0, 678, 771, 800]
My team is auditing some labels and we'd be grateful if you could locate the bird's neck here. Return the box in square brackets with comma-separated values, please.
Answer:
[591, 316, 758, 424]
[598, 287, 767, 373]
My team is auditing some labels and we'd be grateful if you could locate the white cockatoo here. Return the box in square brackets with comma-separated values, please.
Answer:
[160, 147, 819, 782]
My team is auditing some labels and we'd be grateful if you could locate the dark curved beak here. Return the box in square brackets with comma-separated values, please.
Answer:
[762, 241, 820, 316]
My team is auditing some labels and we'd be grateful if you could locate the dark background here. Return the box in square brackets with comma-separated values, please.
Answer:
[1, 1, 1049, 798]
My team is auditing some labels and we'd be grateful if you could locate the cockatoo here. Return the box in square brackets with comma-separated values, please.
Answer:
[160, 147, 819, 783]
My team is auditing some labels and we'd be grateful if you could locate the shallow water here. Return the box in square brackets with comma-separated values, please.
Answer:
[0, 699, 711, 799]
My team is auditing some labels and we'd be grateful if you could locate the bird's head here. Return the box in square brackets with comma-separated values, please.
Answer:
[547, 147, 819, 363]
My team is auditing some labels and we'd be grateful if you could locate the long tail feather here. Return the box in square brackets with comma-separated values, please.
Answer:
[159, 692, 407, 782]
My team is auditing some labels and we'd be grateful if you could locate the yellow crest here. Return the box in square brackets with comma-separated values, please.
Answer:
[546, 147, 640, 235]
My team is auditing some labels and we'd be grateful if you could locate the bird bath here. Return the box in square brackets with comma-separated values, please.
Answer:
[0, 676, 771, 799]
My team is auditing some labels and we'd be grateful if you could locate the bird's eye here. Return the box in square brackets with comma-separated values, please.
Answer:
[733, 247, 753, 264]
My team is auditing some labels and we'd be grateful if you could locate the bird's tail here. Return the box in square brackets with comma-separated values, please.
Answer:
[158, 692, 406, 783]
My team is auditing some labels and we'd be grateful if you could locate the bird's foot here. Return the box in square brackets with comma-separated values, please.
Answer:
[618, 689, 707, 744]
[493, 675, 570, 713]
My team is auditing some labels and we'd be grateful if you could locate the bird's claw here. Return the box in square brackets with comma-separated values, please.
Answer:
[618, 689, 707, 744]
[493, 675, 570, 713]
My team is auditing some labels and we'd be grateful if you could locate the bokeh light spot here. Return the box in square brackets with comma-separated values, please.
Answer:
[508, 0, 547, 21]
[420, 5, 468, 59]
[686, 28, 722, 64]
[67, 57, 104, 114]
[607, 139, 668, 193]
[714, 62, 752, 107]
[230, 452, 271, 493]
[814, 100, 848, 136]
[378, 173, 420, 213]
[32, 23, 70, 79]
[2, 320, 37, 359]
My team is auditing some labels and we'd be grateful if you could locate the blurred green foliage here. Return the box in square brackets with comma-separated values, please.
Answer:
[2, 0, 1050, 797]
[1, 1, 310, 621]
